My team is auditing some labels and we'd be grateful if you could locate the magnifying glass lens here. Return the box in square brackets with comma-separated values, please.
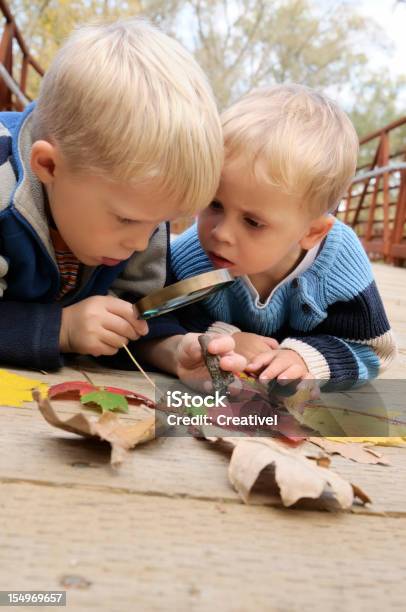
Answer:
[135, 269, 235, 320]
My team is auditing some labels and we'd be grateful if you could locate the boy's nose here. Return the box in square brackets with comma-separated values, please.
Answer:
[123, 225, 159, 253]
[212, 221, 233, 244]
[122, 234, 150, 253]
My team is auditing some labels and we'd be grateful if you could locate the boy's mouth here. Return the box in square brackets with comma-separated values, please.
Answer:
[101, 257, 124, 266]
[207, 251, 234, 269]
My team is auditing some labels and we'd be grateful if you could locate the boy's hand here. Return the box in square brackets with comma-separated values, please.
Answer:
[246, 348, 312, 383]
[60, 296, 148, 356]
[232, 331, 279, 363]
[175, 333, 246, 390]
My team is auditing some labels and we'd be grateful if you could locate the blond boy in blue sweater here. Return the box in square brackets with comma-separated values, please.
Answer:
[172, 85, 397, 388]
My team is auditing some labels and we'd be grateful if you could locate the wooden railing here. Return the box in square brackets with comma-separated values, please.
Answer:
[1, 0, 405, 262]
[338, 117, 406, 266]
[0, 0, 44, 111]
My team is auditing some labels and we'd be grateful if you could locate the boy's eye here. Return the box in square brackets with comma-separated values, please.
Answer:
[209, 200, 223, 211]
[244, 217, 264, 229]
[117, 216, 137, 225]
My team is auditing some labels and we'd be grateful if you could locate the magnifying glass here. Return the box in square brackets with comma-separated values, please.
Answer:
[134, 269, 235, 319]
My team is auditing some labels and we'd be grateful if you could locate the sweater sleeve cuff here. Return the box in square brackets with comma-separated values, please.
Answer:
[207, 321, 241, 335]
[279, 338, 331, 381]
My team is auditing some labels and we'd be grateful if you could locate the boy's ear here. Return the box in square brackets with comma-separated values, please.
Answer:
[30, 140, 58, 184]
[300, 215, 335, 250]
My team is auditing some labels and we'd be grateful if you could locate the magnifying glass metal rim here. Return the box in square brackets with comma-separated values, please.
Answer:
[134, 268, 234, 319]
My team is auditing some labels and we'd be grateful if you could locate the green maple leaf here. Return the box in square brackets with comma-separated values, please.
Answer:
[80, 389, 129, 413]
[187, 405, 207, 417]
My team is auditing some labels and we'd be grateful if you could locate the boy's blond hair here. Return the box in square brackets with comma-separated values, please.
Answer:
[222, 84, 358, 214]
[33, 18, 223, 214]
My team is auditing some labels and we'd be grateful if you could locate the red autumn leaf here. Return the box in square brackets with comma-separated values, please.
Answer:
[48, 381, 156, 408]
[48, 381, 94, 400]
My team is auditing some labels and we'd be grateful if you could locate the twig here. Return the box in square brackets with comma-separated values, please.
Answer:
[198, 334, 234, 397]
[121, 343, 157, 391]
[81, 371, 95, 386]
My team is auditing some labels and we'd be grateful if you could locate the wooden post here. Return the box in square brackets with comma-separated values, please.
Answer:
[381, 132, 391, 260]
[391, 169, 406, 265]
[352, 142, 380, 228]
[365, 175, 380, 244]
[343, 185, 352, 225]
[0, 0, 44, 110]
[0, 21, 13, 109]
[20, 54, 28, 94]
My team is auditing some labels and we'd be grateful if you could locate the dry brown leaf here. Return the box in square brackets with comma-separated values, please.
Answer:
[33, 390, 156, 466]
[309, 453, 331, 468]
[200, 435, 369, 510]
[351, 484, 372, 505]
[308, 437, 391, 465]
[95, 412, 156, 465]
[228, 438, 355, 508]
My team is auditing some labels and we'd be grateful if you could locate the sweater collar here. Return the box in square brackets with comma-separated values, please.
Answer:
[10, 102, 56, 260]
[242, 242, 320, 309]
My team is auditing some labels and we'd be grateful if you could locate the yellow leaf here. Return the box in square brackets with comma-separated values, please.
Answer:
[0, 369, 48, 407]
[326, 437, 406, 447]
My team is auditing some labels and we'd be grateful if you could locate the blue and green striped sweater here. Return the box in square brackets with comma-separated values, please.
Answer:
[171, 220, 397, 386]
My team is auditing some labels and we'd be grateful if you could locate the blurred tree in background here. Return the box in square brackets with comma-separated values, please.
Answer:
[9, 0, 406, 145]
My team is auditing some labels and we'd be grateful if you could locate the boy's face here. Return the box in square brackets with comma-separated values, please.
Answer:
[32, 143, 180, 266]
[48, 171, 179, 266]
[198, 157, 328, 279]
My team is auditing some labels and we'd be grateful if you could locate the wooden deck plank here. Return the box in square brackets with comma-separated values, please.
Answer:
[0, 392, 405, 515]
[1, 483, 406, 612]
[372, 263, 406, 377]
[1, 262, 406, 610]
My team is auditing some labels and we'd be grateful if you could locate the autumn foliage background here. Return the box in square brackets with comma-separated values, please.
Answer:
[8, 0, 406, 145]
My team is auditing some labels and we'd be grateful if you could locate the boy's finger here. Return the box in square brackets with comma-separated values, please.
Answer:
[263, 337, 279, 349]
[106, 298, 148, 335]
[202, 380, 213, 393]
[105, 297, 135, 317]
[103, 314, 142, 341]
[102, 330, 131, 349]
[219, 353, 247, 372]
[133, 318, 149, 336]
[186, 345, 202, 363]
[258, 357, 286, 381]
[277, 364, 305, 383]
[302, 372, 315, 380]
[180, 336, 202, 363]
[89, 341, 121, 357]
[246, 350, 276, 371]
[207, 335, 235, 354]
